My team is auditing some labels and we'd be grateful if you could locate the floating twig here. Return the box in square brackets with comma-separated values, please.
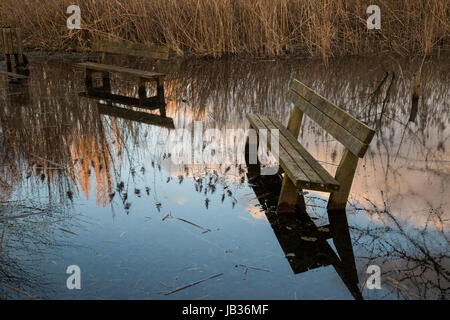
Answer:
[164, 273, 223, 296]
[59, 228, 78, 235]
[238, 264, 271, 272]
[176, 217, 211, 233]
[0, 283, 36, 299]
[0, 227, 6, 250]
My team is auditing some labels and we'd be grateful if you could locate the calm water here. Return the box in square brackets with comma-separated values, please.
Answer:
[0, 53, 448, 300]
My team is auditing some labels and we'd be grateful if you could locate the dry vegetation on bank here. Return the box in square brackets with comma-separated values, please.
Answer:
[0, 0, 449, 58]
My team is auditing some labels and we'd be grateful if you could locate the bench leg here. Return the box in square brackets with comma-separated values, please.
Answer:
[327, 150, 359, 211]
[85, 69, 93, 90]
[102, 72, 111, 92]
[245, 129, 259, 167]
[156, 76, 165, 105]
[277, 175, 306, 213]
[5, 54, 13, 73]
[138, 78, 147, 100]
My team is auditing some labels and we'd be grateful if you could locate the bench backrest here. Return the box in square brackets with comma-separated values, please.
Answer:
[1, 27, 23, 55]
[288, 79, 375, 158]
[92, 40, 169, 61]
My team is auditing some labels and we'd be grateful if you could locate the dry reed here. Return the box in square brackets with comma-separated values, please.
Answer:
[0, 0, 448, 58]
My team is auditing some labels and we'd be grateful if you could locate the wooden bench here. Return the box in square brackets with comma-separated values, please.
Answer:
[0, 27, 29, 79]
[75, 40, 169, 111]
[246, 79, 375, 213]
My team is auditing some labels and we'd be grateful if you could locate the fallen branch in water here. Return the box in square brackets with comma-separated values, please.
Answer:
[0, 283, 37, 299]
[238, 264, 271, 272]
[59, 228, 78, 235]
[164, 273, 223, 296]
[176, 217, 211, 233]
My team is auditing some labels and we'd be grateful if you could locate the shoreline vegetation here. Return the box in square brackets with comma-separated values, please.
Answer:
[0, 0, 449, 60]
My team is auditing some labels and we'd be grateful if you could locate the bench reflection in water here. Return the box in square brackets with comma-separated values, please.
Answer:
[247, 165, 363, 300]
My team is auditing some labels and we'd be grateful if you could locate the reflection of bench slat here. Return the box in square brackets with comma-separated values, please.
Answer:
[75, 62, 164, 79]
[97, 103, 175, 129]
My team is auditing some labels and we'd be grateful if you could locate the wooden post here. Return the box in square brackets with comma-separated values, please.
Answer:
[15, 28, 24, 66]
[277, 175, 306, 213]
[85, 69, 93, 89]
[102, 72, 111, 92]
[277, 106, 306, 213]
[138, 78, 147, 100]
[156, 76, 165, 104]
[327, 149, 359, 211]
[5, 55, 13, 73]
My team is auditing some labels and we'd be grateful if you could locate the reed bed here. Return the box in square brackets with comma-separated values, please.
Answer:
[0, 0, 448, 58]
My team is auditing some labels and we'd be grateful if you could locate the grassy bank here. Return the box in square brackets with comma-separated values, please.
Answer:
[0, 0, 448, 58]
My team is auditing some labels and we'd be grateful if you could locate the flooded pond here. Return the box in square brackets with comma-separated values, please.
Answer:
[0, 53, 448, 300]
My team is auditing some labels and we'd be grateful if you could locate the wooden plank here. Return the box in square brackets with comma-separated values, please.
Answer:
[277, 174, 306, 213]
[288, 90, 368, 157]
[75, 62, 165, 79]
[327, 149, 359, 211]
[286, 105, 303, 138]
[15, 28, 24, 56]
[97, 103, 174, 129]
[258, 116, 330, 191]
[290, 79, 375, 144]
[92, 40, 169, 60]
[0, 70, 29, 79]
[269, 117, 340, 191]
[3, 29, 13, 54]
[246, 114, 312, 189]
[80, 91, 165, 109]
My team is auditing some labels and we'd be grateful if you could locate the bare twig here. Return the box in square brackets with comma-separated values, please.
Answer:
[164, 273, 223, 296]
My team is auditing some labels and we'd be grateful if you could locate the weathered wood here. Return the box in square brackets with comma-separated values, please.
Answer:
[15, 28, 24, 60]
[290, 79, 375, 145]
[92, 40, 169, 60]
[5, 55, 12, 72]
[156, 76, 165, 103]
[247, 114, 311, 188]
[269, 117, 340, 190]
[80, 90, 165, 109]
[245, 78, 375, 214]
[327, 149, 359, 211]
[247, 114, 340, 192]
[260, 116, 330, 190]
[288, 90, 369, 158]
[75, 62, 165, 79]
[84, 69, 93, 88]
[2, 29, 13, 54]
[97, 103, 174, 129]
[286, 105, 303, 138]
[278, 174, 306, 213]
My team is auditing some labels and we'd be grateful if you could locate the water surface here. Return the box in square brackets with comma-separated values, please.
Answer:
[0, 53, 448, 300]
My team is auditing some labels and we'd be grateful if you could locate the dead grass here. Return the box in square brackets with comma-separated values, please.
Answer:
[0, 0, 448, 58]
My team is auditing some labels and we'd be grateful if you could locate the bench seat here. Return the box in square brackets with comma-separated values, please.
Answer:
[74, 62, 165, 79]
[246, 114, 340, 193]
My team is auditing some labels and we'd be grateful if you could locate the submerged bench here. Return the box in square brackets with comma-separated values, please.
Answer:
[0, 26, 29, 79]
[246, 79, 375, 212]
[75, 40, 169, 109]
